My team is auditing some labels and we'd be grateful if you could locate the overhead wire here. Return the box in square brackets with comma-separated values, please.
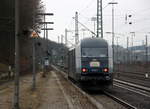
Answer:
[103, 4, 109, 10]
[77, 0, 117, 38]
[78, 1, 112, 30]
[132, 7, 150, 16]
[79, 0, 95, 13]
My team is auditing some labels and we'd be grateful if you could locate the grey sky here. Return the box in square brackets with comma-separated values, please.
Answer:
[43, 0, 150, 47]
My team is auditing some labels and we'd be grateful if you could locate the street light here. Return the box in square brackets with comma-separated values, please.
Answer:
[108, 2, 118, 72]
[108, 2, 118, 45]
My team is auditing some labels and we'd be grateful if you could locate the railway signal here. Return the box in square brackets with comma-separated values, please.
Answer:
[31, 31, 39, 38]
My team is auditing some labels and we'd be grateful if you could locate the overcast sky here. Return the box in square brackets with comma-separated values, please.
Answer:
[43, 0, 150, 47]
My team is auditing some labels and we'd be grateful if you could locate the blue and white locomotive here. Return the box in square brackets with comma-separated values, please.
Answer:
[68, 37, 113, 88]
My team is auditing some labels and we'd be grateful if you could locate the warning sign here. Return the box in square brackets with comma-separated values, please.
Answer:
[31, 31, 38, 38]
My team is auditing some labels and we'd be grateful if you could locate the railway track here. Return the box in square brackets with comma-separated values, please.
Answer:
[116, 72, 150, 81]
[53, 66, 138, 109]
[114, 79, 150, 98]
[115, 72, 150, 88]
[103, 91, 137, 109]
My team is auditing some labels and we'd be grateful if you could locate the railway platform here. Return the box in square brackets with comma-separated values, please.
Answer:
[0, 70, 98, 109]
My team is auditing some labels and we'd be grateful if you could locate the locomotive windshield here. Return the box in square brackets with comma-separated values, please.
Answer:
[82, 48, 108, 57]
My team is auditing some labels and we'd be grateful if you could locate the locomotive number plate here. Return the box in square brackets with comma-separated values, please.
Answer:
[90, 61, 100, 67]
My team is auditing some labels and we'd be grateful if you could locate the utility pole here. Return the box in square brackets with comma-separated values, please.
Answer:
[44, 15, 46, 40]
[130, 32, 135, 48]
[37, 13, 54, 77]
[45, 19, 48, 46]
[116, 36, 119, 61]
[32, 34, 36, 90]
[91, 17, 97, 35]
[65, 29, 67, 46]
[108, 2, 118, 70]
[37, 13, 54, 42]
[32, 0, 36, 91]
[116, 36, 119, 71]
[127, 37, 129, 63]
[145, 35, 148, 66]
[145, 35, 149, 78]
[61, 35, 64, 44]
[75, 12, 79, 45]
[14, 0, 20, 108]
[130, 32, 135, 63]
[97, 0, 103, 38]
[58, 36, 60, 43]
[127, 37, 129, 51]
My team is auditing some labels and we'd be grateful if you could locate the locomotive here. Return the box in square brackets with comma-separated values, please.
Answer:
[68, 37, 113, 88]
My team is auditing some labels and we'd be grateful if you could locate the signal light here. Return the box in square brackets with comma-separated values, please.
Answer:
[82, 68, 87, 72]
[103, 68, 108, 72]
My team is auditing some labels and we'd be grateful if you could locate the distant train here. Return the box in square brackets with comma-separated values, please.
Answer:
[68, 37, 113, 88]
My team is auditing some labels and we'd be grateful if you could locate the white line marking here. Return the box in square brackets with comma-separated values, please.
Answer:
[52, 71, 74, 109]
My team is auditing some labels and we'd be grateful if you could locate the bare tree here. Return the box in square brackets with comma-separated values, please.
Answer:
[0, 0, 44, 72]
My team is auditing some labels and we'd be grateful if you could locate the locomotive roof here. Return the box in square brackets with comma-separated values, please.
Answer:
[81, 37, 108, 48]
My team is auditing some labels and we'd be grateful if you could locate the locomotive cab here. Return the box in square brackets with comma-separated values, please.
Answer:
[68, 37, 113, 88]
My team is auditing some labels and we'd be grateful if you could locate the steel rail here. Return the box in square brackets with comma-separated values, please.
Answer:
[114, 83, 150, 98]
[103, 91, 137, 109]
[52, 66, 138, 109]
[52, 65, 105, 109]
[114, 79, 150, 92]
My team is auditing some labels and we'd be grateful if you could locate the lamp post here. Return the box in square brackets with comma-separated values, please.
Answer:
[108, 2, 118, 72]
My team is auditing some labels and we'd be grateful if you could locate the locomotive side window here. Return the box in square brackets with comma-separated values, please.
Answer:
[82, 48, 108, 57]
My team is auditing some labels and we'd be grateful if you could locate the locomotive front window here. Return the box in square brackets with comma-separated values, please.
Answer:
[82, 48, 108, 57]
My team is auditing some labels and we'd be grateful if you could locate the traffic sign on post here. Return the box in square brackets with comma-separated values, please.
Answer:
[31, 31, 39, 38]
